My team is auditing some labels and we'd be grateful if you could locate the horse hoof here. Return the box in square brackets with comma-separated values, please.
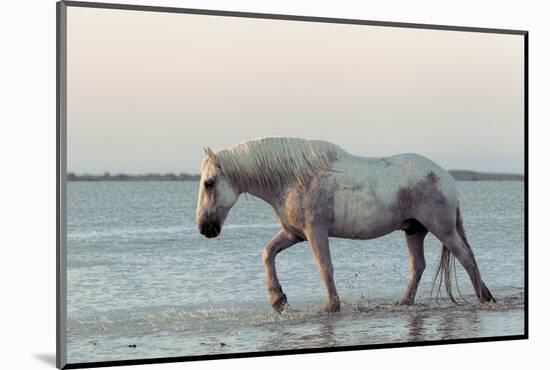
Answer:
[480, 296, 497, 304]
[325, 300, 341, 313]
[272, 293, 287, 313]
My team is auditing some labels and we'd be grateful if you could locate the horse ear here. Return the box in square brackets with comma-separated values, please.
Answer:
[203, 147, 221, 169]
[204, 147, 216, 161]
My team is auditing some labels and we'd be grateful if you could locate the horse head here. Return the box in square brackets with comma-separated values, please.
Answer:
[196, 147, 238, 238]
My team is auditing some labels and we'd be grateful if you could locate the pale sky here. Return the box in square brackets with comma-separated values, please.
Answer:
[67, 7, 525, 174]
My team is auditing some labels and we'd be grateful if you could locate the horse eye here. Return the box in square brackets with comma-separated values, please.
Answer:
[204, 178, 215, 189]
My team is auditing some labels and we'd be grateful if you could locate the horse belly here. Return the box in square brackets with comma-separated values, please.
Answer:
[329, 188, 399, 240]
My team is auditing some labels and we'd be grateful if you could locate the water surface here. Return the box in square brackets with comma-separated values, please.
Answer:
[67, 181, 524, 363]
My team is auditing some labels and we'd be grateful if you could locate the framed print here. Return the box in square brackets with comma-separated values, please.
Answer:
[57, 1, 528, 368]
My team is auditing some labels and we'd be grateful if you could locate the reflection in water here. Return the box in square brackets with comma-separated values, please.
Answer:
[258, 314, 337, 352]
[406, 312, 426, 342]
[437, 306, 481, 341]
[318, 316, 337, 347]
[257, 301, 504, 356]
[258, 326, 287, 352]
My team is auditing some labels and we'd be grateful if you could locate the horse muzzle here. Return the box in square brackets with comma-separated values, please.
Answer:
[198, 218, 221, 238]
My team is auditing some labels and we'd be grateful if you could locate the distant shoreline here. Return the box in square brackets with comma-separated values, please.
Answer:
[448, 170, 523, 181]
[67, 170, 524, 182]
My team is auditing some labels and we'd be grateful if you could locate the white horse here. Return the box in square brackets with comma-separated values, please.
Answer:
[195, 137, 494, 313]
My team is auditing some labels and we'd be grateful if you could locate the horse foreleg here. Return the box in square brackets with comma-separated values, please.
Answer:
[400, 229, 428, 305]
[305, 226, 340, 313]
[263, 230, 302, 313]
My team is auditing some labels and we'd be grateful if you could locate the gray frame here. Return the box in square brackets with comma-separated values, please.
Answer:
[57, 1, 67, 368]
[56, 1, 529, 369]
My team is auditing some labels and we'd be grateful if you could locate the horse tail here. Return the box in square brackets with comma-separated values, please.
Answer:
[431, 206, 469, 304]
[455, 206, 472, 250]
[431, 243, 457, 303]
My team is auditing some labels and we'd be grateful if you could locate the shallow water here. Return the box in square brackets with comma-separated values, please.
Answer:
[66, 181, 524, 363]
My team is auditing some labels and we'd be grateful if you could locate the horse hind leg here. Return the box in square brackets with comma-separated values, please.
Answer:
[438, 234, 494, 303]
[426, 208, 494, 303]
[399, 219, 428, 305]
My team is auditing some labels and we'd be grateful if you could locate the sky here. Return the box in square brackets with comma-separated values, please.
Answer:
[67, 7, 525, 175]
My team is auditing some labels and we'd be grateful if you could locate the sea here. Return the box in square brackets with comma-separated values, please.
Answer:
[66, 180, 525, 363]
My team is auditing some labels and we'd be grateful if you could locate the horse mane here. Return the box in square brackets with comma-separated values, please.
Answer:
[205, 137, 345, 191]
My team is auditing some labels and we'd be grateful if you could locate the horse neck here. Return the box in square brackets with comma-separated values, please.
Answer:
[232, 177, 285, 208]
[219, 150, 287, 207]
